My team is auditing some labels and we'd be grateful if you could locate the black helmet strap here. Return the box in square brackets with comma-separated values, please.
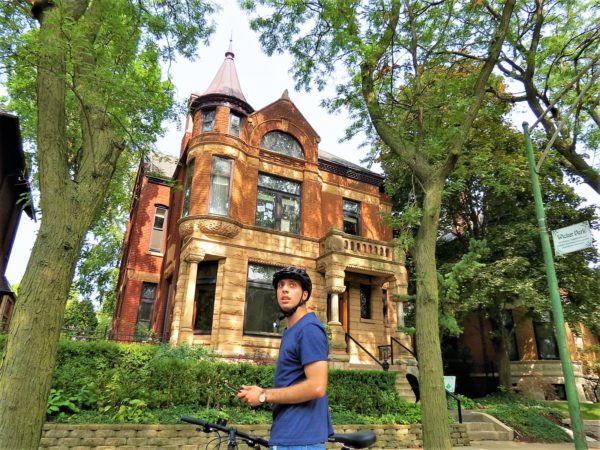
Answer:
[278, 294, 308, 320]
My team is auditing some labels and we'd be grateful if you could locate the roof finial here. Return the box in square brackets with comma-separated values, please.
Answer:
[226, 32, 234, 59]
[281, 89, 290, 100]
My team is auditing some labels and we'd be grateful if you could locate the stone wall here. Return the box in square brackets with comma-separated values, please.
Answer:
[41, 423, 470, 449]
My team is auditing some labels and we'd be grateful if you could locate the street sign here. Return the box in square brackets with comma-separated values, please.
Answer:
[551, 222, 593, 256]
[444, 375, 456, 393]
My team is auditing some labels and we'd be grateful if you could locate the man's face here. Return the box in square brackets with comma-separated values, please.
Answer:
[276, 278, 308, 311]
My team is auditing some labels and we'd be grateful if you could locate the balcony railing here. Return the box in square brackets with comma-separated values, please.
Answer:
[319, 228, 396, 262]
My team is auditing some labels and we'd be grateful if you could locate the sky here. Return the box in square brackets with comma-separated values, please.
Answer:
[5, 0, 599, 285]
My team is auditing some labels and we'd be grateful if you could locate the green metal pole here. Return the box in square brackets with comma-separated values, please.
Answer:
[522, 122, 588, 450]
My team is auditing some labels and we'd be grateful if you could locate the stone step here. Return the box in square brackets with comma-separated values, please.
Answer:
[463, 422, 496, 432]
[467, 429, 512, 441]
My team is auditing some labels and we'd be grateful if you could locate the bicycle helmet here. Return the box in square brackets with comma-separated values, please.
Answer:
[272, 266, 312, 318]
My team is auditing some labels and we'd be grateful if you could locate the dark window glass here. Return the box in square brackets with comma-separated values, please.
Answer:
[343, 199, 360, 235]
[209, 157, 232, 215]
[149, 206, 167, 252]
[382, 289, 389, 325]
[534, 312, 559, 360]
[229, 114, 241, 136]
[137, 282, 157, 330]
[360, 284, 371, 319]
[244, 264, 285, 336]
[202, 109, 215, 132]
[182, 159, 195, 217]
[503, 310, 519, 361]
[194, 261, 218, 334]
[260, 131, 304, 159]
[256, 174, 301, 234]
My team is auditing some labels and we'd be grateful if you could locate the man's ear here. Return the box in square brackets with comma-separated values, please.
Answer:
[302, 291, 309, 301]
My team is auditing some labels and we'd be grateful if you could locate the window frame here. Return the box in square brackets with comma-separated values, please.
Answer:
[243, 263, 285, 337]
[255, 173, 302, 234]
[193, 261, 219, 335]
[229, 113, 241, 136]
[360, 284, 372, 320]
[148, 205, 168, 253]
[181, 158, 195, 217]
[533, 312, 560, 360]
[202, 109, 216, 132]
[136, 282, 157, 332]
[342, 199, 361, 236]
[208, 156, 233, 216]
[260, 130, 304, 159]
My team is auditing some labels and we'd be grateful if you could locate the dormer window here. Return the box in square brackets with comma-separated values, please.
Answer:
[202, 109, 215, 132]
[260, 131, 304, 159]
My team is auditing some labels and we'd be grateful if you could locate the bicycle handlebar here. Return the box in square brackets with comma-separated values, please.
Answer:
[181, 415, 269, 448]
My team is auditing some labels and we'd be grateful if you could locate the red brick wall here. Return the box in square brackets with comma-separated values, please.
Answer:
[113, 170, 172, 340]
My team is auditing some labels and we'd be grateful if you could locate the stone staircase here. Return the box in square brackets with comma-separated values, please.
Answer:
[451, 410, 514, 441]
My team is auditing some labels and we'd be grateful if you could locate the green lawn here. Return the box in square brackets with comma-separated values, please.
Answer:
[548, 401, 600, 420]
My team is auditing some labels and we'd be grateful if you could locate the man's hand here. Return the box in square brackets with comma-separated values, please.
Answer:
[237, 385, 264, 407]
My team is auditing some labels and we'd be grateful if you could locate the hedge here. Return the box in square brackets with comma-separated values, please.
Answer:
[1, 337, 415, 419]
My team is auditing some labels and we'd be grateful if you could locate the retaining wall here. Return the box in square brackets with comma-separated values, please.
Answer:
[41, 423, 470, 449]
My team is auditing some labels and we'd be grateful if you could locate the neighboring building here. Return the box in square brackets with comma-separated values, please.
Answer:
[0, 111, 35, 332]
[112, 45, 415, 372]
[112, 153, 178, 340]
[447, 311, 600, 402]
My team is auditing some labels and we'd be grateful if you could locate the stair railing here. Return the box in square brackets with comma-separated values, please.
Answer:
[388, 337, 462, 423]
[345, 333, 389, 371]
[390, 336, 416, 364]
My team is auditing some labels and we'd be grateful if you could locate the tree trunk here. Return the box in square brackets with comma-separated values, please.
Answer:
[414, 182, 452, 450]
[0, 4, 119, 447]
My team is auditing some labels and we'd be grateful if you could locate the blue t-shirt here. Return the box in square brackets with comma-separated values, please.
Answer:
[269, 313, 334, 446]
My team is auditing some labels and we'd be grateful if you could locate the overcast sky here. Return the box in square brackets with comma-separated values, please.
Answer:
[6, 0, 598, 285]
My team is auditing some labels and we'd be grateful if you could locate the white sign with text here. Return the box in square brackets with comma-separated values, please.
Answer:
[551, 222, 593, 256]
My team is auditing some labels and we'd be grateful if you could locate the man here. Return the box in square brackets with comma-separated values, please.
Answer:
[238, 266, 333, 449]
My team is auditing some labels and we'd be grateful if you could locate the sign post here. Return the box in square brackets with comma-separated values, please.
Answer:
[523, 123, 587, 450]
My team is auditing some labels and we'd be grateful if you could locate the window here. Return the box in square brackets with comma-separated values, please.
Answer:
[181, 159, 195, 217]
[255, 174, 301, 234]
[202, 109, 216, 132]
[208, 157, 232, 215]
[503, 310, 519, 361]
[533, 312, 559, 360]
[229, 113, 241, 136]
[260, 131, 304, 159]
[137, 282, 157, 331]
[343, 199, 360, 235]
[244, 264, 285, 336]
[382, 289, 389, 325]
[149, 206, 167, 252]
[194, 261, 218, 334]
[360, 284, 371, 319]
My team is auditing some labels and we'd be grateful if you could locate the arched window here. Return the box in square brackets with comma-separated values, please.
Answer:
[260, 131, 304, 159]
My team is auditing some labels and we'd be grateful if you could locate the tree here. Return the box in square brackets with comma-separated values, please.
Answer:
[63, 292, 98, 338]
[0, 1, 215, 448]
[489, 0, 600, 193]
[433, 118, 599, 389]
[242, 1, 515, 448]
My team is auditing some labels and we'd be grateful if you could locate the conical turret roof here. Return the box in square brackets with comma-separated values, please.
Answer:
[202, 41, 247, 103]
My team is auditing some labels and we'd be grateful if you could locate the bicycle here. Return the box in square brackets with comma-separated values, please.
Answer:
[181, 415, 377, 450]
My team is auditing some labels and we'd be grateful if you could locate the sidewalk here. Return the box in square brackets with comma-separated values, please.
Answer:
[403, 440, 600, 450]
[462, 440, 600, 449]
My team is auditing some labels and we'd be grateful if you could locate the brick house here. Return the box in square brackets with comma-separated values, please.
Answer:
[0, 111, 35, 332]
[447, 310, 599, 402]
[112, 46, 416, 373]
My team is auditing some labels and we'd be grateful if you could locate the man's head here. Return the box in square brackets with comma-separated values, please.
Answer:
[272, 267, 312, 318]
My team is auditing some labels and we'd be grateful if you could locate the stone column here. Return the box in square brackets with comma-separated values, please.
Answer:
[178, 237, 205, 344]
[387, 272, 417, 371]
[325, 266, 349, 364]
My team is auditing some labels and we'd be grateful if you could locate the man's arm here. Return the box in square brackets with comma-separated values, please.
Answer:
[238, 360, 328, 407]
